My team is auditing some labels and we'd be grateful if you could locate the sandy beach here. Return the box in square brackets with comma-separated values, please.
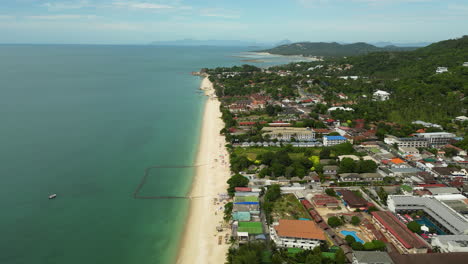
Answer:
[176, 76, 231, 264]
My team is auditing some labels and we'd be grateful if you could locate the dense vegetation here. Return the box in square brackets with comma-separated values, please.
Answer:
[260, 42, 416, 57]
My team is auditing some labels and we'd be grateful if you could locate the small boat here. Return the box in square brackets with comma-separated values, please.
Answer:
[49, 194, 57, 199]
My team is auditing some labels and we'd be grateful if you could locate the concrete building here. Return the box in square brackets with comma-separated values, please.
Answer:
[436, 67, 448, 73]
[261, 127, 315, 141]
[431, 235, 468, 252]
[323, 135, 347, 146]
[387, 195, 468, 235]
[371, 211, 428, 254]
[270, 219, 326, 250]
[414, 132, 456, 147]
[373, 90, 390, 101]
[339, 173, 383, 182]
[352, 251, 394, 264]
[384, 135, 429, 148]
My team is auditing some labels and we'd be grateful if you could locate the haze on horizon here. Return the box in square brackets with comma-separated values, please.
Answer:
[1, 0, 467, 44]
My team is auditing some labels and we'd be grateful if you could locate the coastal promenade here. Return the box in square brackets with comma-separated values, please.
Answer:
[176, 76, 231, 264]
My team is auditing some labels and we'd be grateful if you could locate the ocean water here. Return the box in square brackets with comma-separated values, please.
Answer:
[0, 45, 306, 264]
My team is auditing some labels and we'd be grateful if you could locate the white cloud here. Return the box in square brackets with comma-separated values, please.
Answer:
[113, 1, 173, 9]
[43, 1, 91, 10]
[24, 15, 98, 20]
[200, 8, 240, 19]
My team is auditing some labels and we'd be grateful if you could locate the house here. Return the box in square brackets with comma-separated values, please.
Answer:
[311, 194, 339, 208]
[455, 116, 468, 122]
[436, 67, 448, 73]
[323, 135, 347, 146]
[399, 147, 419, 155]
[463, 62, 468, 67]
[339, 190, 368, 209]
[339, 173, 383, 182]
[328, 106, 354, 112]
[373, 90, 390, 101]
[323, 165, 338, 176]
[371, 211, 428, 254]
[412, 120, 442, 129]
[352, 251, 394, 264]
[270, 219, 326, 250]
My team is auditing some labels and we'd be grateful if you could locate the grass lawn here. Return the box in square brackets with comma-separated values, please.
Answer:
[238, 221, 263, 234]
[234, 147, 322, 161]
[370, 148, 381, 154]
[271, 193, 311, 221]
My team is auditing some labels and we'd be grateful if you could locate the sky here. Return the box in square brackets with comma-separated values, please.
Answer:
[0, 0, 467, 44]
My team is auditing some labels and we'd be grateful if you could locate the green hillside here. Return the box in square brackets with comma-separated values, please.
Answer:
[344, 35, 468, 78]
[260, 42, 417, 57]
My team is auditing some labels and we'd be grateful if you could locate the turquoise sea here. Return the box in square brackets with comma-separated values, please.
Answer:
[0, 45, 306, 264]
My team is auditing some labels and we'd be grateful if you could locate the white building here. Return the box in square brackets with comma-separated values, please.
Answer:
[431, 235, 468, 252]
[455, 116, 468, 122]
[323, 135, 347, 146]
[463, 62, 468, 67]
[270, 219, 325, 250]
[328, 106, 354, 112]
[436, 67, 448, 74]
[373, 90, 390, 101]
[261, 127, 315, 141]
[412, 120, 443, 129]
[414, 132, 457, 147]
[387, 195, 468, 235]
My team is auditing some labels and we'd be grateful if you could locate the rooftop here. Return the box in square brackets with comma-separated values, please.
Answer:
[339, 190, 368, 207]
[389, 196, 468, 234]
[426, 187, 461, 195]
[274, 219, 326, 240]
[353, 251, 394, 264]
[389, 252, 468, 264]
[325, 135, 347, 140]
[371, 211, 427, 249]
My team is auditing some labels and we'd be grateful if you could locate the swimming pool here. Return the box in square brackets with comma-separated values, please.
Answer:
[340, 230, 364, 244]
[416, 217, 446, 235]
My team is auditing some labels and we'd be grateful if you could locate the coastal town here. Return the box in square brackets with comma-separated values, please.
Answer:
[191, 37, 468, 264]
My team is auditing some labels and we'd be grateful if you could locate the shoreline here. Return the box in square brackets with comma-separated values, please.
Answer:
[175, 76, 231, 264]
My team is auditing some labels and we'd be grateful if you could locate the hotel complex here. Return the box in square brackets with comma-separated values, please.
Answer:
[270, 219, 326, 250]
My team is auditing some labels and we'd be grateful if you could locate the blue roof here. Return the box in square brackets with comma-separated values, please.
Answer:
[325, 136, 346, 140]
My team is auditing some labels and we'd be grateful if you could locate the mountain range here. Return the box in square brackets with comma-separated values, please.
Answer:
[259, 42, 419, 57]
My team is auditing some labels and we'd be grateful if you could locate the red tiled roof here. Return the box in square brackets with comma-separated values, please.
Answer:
[390, 158, 405, 164]
[274, 219, 326, 240]
[371, 211, 427, 249]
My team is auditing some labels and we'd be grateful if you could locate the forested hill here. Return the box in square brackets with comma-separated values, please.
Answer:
[259, 42, 417, 57]
[343, 35, 468, 78]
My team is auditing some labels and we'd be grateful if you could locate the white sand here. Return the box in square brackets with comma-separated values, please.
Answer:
[176, 76, 231, 264]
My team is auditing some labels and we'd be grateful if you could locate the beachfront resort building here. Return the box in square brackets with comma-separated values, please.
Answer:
[270, 219, 326, 250]
[261, 127, 315, 141]
[323, 135, 347, 146]
[371, 211, 428, 254]
[387, 195, 468, 235]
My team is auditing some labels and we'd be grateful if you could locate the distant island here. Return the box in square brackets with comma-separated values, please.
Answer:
[259, 42, 419, 57]
[149, 39, 269, 47]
